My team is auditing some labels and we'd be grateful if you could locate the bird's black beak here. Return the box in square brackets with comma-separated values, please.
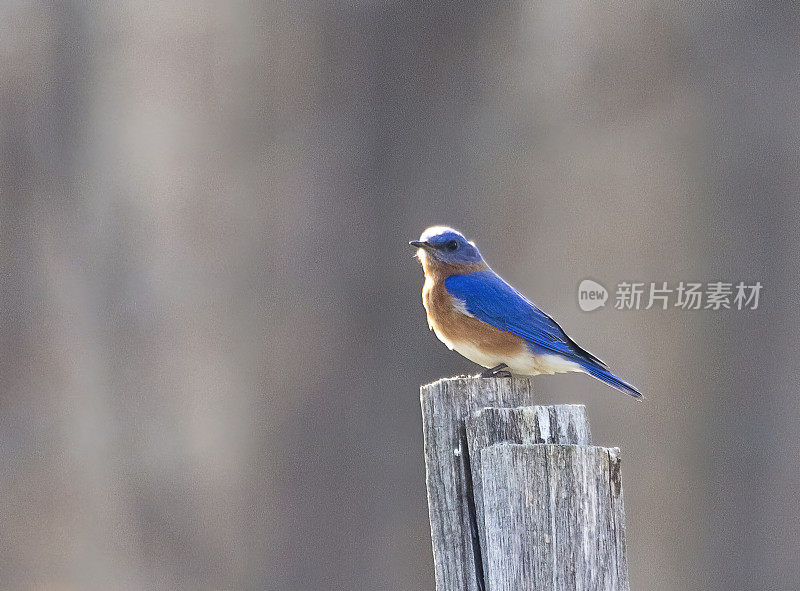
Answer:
[409, 240, 430, 249]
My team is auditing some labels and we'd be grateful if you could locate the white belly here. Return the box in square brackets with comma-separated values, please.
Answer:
[436, 331, 583, 376]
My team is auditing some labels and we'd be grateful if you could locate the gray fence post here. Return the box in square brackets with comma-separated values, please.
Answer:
[420, 376, 630, 591]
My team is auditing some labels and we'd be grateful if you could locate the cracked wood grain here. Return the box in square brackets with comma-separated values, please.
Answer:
[420, 377, 629, 591]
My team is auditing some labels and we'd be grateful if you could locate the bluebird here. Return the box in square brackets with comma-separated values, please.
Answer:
[410, 226, 641, 398]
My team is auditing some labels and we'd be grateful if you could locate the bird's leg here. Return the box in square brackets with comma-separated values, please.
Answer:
[480, 363, 512, 378]
[480, 364, 504, 377]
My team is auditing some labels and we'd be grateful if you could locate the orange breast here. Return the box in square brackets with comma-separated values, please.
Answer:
[422, 270, 527, 359]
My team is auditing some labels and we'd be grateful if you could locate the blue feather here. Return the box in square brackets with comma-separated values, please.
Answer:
[444, 270, 641, 398]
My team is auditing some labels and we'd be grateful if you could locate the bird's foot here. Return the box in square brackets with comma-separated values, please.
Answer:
[480, 363, 512, 378]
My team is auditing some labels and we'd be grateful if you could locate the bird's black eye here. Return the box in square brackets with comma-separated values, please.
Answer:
[446, 240, 458, 251]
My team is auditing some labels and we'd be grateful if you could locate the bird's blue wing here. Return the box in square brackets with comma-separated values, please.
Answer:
[444, 270, 642, 398]
[444, 270, 603, 364]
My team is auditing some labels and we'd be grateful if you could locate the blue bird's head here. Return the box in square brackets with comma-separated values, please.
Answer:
[409, 226, 485, 269]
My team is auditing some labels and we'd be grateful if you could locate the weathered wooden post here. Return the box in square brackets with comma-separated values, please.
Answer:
[420, 376, 629, 591]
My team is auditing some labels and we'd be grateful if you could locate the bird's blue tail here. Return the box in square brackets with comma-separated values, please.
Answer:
[580, 362, 642, 399]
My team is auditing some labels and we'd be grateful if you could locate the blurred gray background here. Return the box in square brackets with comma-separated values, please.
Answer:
[2, 1, 799, 590]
